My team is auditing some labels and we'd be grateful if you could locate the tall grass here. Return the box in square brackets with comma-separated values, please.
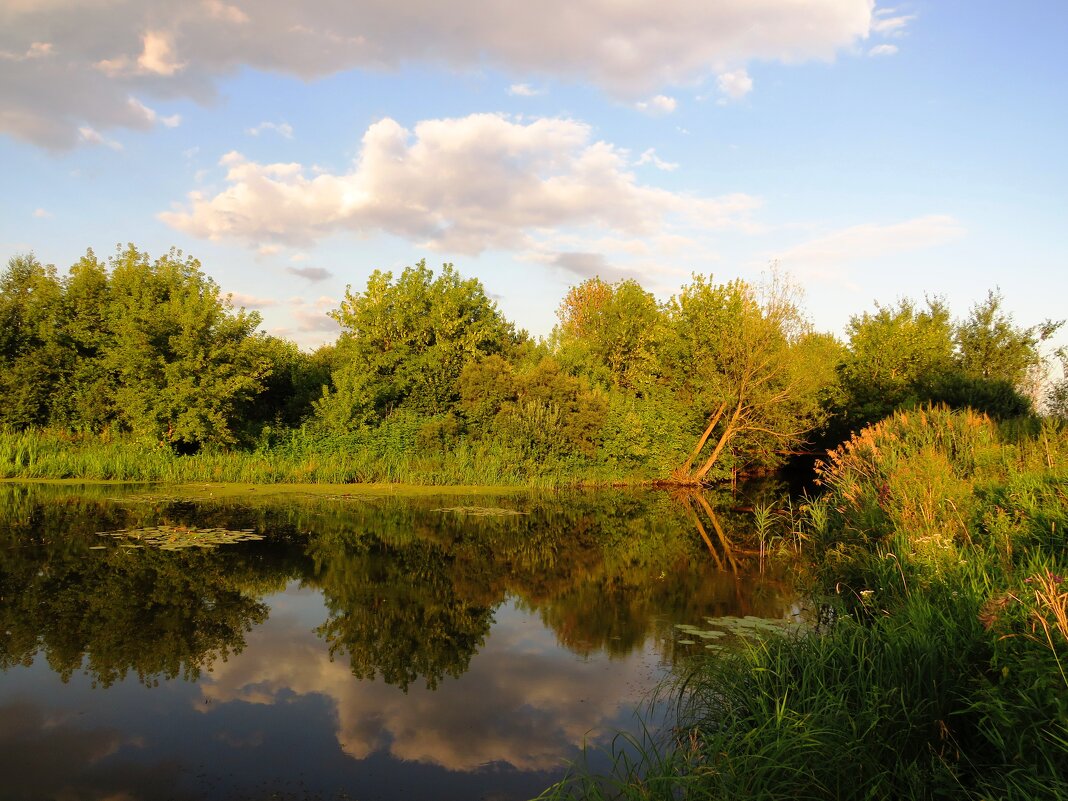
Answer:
[0, 427, 659, 487]
[539, 407, 1068, 800]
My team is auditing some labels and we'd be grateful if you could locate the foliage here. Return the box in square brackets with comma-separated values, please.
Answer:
[837, 293, 1057, 432]
[105, 244, 270, 448]
[554, 278, 666, 392]
[668, 273, 835, 482]
[0, 247, 275, 448]
[318, 261, 519, 429]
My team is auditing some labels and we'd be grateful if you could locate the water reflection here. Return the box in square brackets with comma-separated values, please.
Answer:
[0, 482, 798, 800]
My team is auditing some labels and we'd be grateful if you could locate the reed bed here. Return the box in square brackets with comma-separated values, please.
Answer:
[539, 407, 1068, 801]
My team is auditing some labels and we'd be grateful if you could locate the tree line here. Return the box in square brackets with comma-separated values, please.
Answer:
[1, 245, 1063, 481]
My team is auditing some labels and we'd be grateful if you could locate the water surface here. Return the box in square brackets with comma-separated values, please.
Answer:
[0, 483, 797, 801]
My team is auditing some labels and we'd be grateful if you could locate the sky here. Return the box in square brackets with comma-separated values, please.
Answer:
[2, 0, 1066, 352]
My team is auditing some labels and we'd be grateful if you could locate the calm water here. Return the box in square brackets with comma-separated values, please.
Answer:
[0, 484, 798, 801]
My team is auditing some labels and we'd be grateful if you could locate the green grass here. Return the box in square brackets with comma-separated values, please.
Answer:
[538, 407, 1068, 801]
[0, 427, 662, 488]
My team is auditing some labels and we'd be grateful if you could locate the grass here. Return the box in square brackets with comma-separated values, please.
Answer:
[538, 407, 1068, 801]
[0, 427, 658, 488]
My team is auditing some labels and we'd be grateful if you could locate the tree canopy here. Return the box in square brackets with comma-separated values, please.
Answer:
[1, 244, 1060, 483]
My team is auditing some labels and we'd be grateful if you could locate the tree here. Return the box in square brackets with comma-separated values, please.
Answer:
[954, 290, 1062, 410]
[53, 249, 115, 429]
[0, 254, 66, 428]
[318, 261, 518, 430]
[105, 245, 269, 449]
[838, 297, 955, 428]
[553, 277, 665, 392]
[667, 273, 832, 483]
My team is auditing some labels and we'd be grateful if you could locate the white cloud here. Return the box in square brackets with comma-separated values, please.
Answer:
[137, 31, 185, 76]
[229, 292, 278, 308]
[772, 215, 965, 279]
[868, 44, 899, 57]
[716, 68, 753, 102]
[32, 208, 52, 218]
[247, 121, 294, 139]
[872, 13, 916, 37]
[0, 41, 53, 61]
[636, 148, 678, 171]
[160, 113, 760, 257]
[289, 296, 341, 333]
[286, 265, 333, 282]
[77, 126, 123, 150]
[128, 97, 181, 128]
[507, 83, 544, 97]
[635, 95, 677, 115]
[1, 0, 876, 148]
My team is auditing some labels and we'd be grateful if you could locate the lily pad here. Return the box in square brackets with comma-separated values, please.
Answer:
[97, 525, 263, 550]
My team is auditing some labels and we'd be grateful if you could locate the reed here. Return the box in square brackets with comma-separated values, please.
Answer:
[539, 408, 1068, 800]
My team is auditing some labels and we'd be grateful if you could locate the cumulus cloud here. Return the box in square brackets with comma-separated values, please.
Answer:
[635, 94, 677, 115]
[868, 44, 899, 57]
[247, 120, 294, 139]
[716, 68, 753, 102]
[1, 0, 875, 148]
[772, 215, 965, 279]
[160, 113, 760, 256]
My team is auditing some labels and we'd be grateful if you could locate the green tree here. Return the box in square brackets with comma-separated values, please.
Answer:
[104, 245, 269, 449]
[0, 254, 66, 428]
[553, 277, 666, 392]
[53, 249, 115, 429]
[667, 273, 831, 482]
[318, 261, 518, 430]
[838, 298, 955, 428]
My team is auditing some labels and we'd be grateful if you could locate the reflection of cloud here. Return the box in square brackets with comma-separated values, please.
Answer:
[0, 702, 185, 800]
[200, 604, 657, 772]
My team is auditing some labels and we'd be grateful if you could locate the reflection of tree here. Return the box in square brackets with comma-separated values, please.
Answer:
[313, 537, 495, 692]
[0, 483, 799, 691]
[0, 487, 284, 686]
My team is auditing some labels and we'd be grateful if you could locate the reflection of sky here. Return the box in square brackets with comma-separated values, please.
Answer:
[200, 595, 666, 772]
[0, 588, 668, 801]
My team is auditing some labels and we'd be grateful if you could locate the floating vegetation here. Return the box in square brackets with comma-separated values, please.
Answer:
[435, 506, 527, 517]
[97, 525, 263, 550]
[674, 615, 807, 648]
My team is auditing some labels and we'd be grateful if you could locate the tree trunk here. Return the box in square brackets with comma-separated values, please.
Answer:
[692, 400, 745, 481]
[673, 400, 727, 482]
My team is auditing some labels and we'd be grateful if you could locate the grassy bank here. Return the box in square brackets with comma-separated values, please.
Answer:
[540, 407, 1068, 800]
[0, 427, 658, 488]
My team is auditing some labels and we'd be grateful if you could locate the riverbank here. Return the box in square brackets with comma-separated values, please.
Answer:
[0, 428, 660, 488]
[540, 408, 1068, 800]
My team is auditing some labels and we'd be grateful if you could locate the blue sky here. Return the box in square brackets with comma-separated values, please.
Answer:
[2, 0, 1065, 354]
